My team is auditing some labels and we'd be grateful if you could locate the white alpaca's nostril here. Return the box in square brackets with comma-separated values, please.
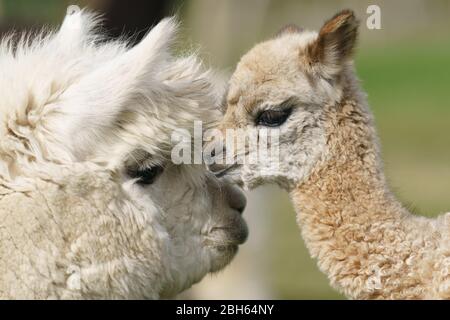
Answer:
[226, 184, 247, 214]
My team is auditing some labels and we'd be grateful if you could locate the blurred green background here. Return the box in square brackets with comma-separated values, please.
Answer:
[1, 0, 448, 299]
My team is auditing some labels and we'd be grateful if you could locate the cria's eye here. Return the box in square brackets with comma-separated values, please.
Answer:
[129, 166, 164, 185]
[256, 108, 292, 127]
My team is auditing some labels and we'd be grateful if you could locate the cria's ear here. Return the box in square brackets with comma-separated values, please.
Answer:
[307, 10, 358, 76]
[276, 24, 304, 37]
[56, 17, 178, 158]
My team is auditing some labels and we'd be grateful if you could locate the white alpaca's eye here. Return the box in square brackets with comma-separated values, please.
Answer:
[256, 108, 292, 127]
[132, 166, 164, 185]
[124, 149, 164, 186]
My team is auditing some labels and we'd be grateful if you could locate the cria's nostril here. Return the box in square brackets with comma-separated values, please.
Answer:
[209, 145, 226, 161]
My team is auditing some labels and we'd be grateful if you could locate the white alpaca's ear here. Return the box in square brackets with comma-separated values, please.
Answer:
[56, 17, 178, 158]
[55, 9, 100, 49]
[306, 10, 359, 77]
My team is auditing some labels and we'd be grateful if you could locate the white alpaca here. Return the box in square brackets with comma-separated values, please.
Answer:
[0, 10, 247, 299]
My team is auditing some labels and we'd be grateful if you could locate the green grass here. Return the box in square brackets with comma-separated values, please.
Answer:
[358, 41, 450, 215]
[2, 0, 68, 24]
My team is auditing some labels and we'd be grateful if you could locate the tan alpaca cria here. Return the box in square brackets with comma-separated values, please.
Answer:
[213, 10, 450, 299]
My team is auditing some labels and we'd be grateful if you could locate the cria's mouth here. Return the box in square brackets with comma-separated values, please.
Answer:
[207, 163, 243, 186]
[208, 163, 240, 178]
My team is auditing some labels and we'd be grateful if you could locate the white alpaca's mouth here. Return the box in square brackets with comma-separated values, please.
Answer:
[203, 224, 246, 274]
[204, 220, 248, 247]
[208, 224, 248, 245]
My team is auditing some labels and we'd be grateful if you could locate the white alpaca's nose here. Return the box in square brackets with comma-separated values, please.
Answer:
[224, 184, 247, 215]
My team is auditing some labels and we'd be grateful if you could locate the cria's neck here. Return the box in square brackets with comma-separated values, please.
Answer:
[289, 90, 441, 299]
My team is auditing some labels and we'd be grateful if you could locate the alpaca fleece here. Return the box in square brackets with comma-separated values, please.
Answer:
[0, 167, 165, 299]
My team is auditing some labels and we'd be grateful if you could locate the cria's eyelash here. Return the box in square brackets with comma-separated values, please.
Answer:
[255, 99, 295, 127]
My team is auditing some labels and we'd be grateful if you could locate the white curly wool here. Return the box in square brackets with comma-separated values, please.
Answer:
[0, 10, 247, 299]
